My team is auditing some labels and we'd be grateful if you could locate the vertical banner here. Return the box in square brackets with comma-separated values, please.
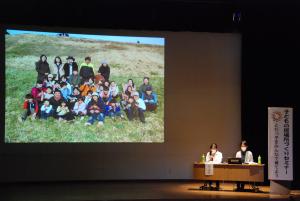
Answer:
[268, 107, 293, 181]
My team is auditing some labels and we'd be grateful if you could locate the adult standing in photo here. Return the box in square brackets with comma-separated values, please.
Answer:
[51, 56, 65, 81]
[98, 60, 110, 81]
[79, 56, 95, 82]
[63, 56, 78, 79]
[35, 54, 50, 82]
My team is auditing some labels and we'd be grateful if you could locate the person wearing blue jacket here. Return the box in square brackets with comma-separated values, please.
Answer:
[40, 100, 53, 120]
[60, 82, 71, 100]
[142, 86, 158, 111]
[107, 99, 123, 120]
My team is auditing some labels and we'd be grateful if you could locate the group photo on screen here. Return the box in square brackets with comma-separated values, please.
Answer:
[5, 29, 164, 143]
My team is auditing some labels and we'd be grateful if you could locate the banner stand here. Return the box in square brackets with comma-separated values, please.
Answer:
[270, 180, 291, 195]
[268, 107, 293, 195]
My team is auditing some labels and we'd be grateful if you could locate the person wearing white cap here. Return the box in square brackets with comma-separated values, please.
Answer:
[45, 74, 55, 88]
[85, 92, 105, 126]
[126, 91, 146, 123]
[92, 92, 98, 96]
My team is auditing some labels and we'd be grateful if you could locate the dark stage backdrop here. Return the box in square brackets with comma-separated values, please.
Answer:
[241, 5, 300, 187]
[0, 30, 241, 182]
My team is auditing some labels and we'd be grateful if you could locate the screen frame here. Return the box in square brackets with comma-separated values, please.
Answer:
[1, 24, 166, 148]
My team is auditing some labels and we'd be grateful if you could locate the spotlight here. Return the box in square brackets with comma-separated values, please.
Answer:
[233, 10, 241, 24]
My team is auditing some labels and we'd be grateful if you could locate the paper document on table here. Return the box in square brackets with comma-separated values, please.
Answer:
[205, 163, 214, 175]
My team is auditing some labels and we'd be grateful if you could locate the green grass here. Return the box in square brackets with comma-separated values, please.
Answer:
[5, 34, 164, 143]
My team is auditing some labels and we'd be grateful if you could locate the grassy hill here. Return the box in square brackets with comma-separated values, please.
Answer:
[5, 34, 164, 143]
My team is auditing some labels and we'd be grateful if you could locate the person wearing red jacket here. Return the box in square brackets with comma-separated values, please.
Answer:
[19, 94, 39, 122]
[31, 80, 46, 102]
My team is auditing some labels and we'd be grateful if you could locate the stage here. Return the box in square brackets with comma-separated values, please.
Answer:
[1, 181, 300, 201]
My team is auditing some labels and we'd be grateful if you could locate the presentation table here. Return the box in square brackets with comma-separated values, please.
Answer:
[193, 163, 265, 191]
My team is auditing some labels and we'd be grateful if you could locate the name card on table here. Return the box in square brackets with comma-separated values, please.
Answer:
[205, 163, 214, 175]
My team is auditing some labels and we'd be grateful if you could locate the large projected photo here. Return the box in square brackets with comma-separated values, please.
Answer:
[5, 29, 164, 143]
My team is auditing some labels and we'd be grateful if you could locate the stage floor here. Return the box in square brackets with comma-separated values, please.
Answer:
[1, 181, 300, 201]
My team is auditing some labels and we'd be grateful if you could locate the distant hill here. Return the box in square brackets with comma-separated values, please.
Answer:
[5, 34, 164, 77]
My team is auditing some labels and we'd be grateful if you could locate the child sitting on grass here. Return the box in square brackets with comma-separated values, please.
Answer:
[107, 99, 124, 120]
[68, 87, 81, 109]
[85, 92, 105, 127]
[109, 81, 119, 98]
[56, 101, 74, 122]
[123, 97, 139, 121]
[72, 97, 87, 120]
[79, 78, 96, 97]
[19, 94, 38, 122]
[40, 100, 53, 120]
[84, 90, 93, 105]
[43, 87, 54, 101]
[100, 86, 112, 115]
[100, 86, 112, 105]
[141, 86, 158, 111]
[60, 75, 72, 92]
[122, 79, 136, 93]
[31, 80, 46, 103]
[45, 74, 55, 88]
[60, 82, 71, 100]
[95, 81, 104, 95]
[52, 80, 61, 92]
[103, 80, 110, 88]
[68, 70, 81, 87]
[124, 92, 146, 123]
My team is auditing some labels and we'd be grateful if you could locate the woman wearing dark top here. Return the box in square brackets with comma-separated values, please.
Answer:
[98, 61, 110, 81]
[235, 141, 254, 191]
[35, 55, 50, 82]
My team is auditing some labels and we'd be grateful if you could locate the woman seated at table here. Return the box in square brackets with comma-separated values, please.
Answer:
[205, 143, 223, 190]
[235, 140, 254, 191]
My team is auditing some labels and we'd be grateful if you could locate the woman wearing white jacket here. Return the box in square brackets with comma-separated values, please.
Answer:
[51, 56, 65, 81]
[205, 143, 223, 190]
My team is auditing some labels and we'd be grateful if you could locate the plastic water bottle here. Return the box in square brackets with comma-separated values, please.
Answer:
[258, 155, 261, 164]
[201, 154, 206, 163]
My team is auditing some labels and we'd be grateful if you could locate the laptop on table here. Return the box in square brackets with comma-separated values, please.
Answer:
[227, 157, 242, 164]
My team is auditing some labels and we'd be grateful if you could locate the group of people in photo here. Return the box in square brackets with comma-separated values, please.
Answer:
[20, 55, 159, 126]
